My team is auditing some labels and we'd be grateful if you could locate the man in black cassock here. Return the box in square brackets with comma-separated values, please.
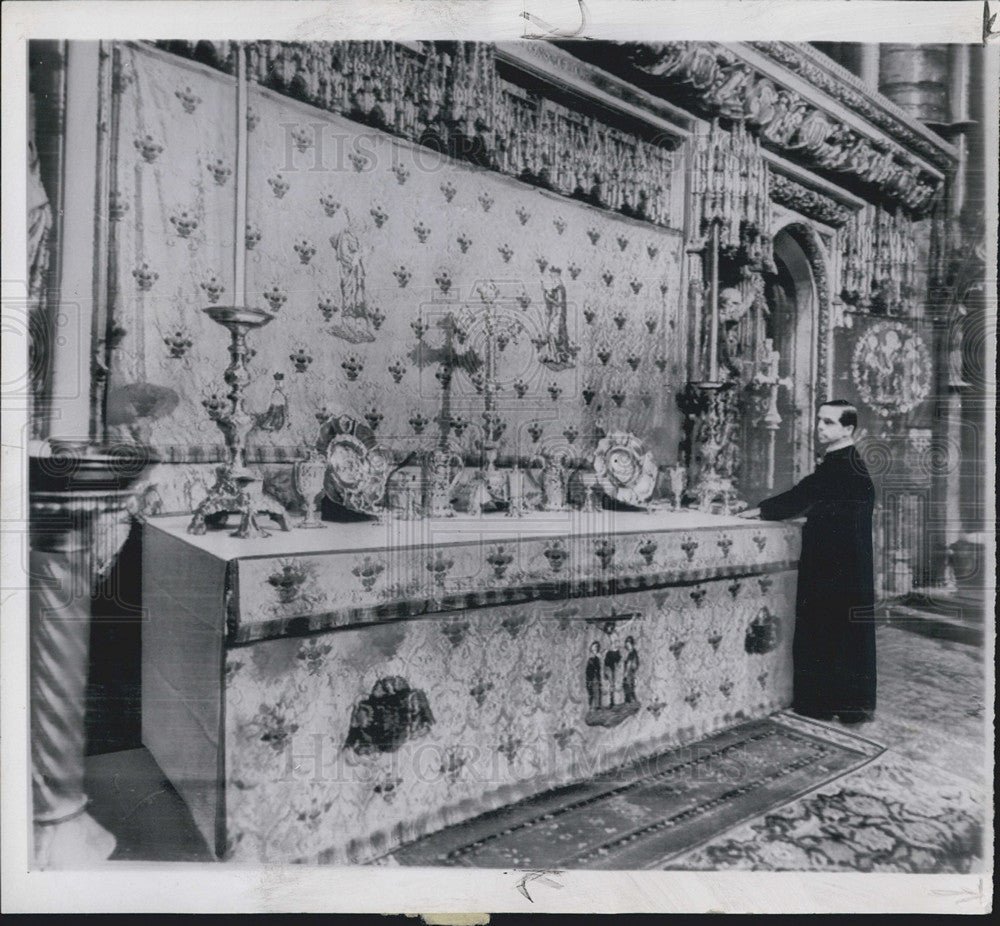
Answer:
[740, 400, 876, 724]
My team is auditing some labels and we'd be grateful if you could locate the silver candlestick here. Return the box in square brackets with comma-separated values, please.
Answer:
[187, 305, 290, 538]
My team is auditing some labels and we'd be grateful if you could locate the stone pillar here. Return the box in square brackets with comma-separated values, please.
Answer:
[878, 44, 950, 123]
[29, 446, 149, 867]
[858, 45, 880, 89]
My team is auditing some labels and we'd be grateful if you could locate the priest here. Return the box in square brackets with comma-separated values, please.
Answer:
[740, 400, 876, 724]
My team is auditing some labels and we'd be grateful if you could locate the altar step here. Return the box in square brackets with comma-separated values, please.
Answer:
[877, 591, 987, 647]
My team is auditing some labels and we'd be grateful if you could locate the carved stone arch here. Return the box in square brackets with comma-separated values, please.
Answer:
[772, 219, 833, 402]
[758, 219, 833, 488]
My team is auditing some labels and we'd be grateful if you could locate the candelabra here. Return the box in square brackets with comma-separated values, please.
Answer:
[188, 307, 290, 537]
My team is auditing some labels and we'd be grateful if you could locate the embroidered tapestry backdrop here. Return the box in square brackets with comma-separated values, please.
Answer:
[109, 43, 688, 505]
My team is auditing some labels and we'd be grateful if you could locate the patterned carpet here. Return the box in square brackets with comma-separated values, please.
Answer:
[389, 714, 884, 869]
[668, 625, 987, 873]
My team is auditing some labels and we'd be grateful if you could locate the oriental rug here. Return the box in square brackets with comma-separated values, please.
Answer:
[387, 713, 885, 869]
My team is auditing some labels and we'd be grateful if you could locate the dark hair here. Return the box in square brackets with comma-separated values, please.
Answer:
[820, 399, 858, 431]
[625, 635, 635, 646]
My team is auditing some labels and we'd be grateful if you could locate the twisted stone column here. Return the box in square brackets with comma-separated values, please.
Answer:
[29, 447, 148, 867]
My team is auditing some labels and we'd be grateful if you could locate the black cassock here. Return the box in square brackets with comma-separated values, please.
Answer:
[758, 444, 876, 721]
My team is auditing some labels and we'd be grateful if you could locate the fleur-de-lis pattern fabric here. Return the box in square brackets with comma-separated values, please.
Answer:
[222, 567, 796, 863]
[107, 44, 687, 498]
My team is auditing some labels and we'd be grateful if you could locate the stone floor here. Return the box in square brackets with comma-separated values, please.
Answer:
[83, 614, 989, 872]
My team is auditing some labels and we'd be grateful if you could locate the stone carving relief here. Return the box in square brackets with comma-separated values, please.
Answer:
[623, 42, 943, 214]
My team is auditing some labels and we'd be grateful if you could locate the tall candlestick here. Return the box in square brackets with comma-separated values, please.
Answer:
[708, 220, 720, 383]
[233, 43, 248, 307]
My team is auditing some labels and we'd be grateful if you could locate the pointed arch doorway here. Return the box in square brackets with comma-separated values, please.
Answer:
[750, 224, 821, 498]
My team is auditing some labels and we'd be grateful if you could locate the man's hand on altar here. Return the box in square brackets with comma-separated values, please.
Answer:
[738, 507, 761, 519]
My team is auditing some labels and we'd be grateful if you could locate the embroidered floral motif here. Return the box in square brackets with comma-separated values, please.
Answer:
[426, 550, 454, 588]
[638, 537, 658, 566]
[245, 223, 262, 250]
[289, 347, 313, 373]
[341, 355, 363, 381]
[440, 180, 457, 202]
[319, 192, 341, 216]
[207, 158, 232, 186]
[515, 205, 531, 225]
[435, 270, 453, 294]
[486, 545, 514, 580]
[543, 539, 568, 573]
[251, 701, 299, 753]
[163, 329, 193, 359]
[587, 228, 600, 245]
[553, 216, 567, 235]
[170, 209, 199, 238]
[132, 262, 159, 292]
[363, 406, 384, 432]
[497, 734, 522, 763]
[317, 292, 337, 321]
[370, 204, 388, 228]
[133, 134, 163, 163]
[593, 539, 616, 569]
[267, 172, 290, 198]
[293, 238, 316, 265]
[478, 191, 494, 212]
[394, 265, 412, 288]
[457, 232, 472, 253]
[498, 243, 514, 263]
[525, 662, 552, 695]
[439, 749, 468, 783]
[263, 284, 287, 312]
[388, 358, 406, 383]
[290, 125, 314, 153]
[267, 561, 308, 604]
[690, 587, 708, 608]
[391, 163, 410, 185]
[296, 638, 332, 675]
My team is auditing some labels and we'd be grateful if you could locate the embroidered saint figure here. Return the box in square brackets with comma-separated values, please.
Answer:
[329, 227, 376, 344]
[538, 266, 577, 370]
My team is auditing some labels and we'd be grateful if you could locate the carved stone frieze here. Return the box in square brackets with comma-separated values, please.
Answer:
[769, 173, 852, 227]
[621, 42, 945, 215]
[749, 42, 955, 172]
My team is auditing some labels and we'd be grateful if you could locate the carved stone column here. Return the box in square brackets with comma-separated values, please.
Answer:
[29, 444, 149, 868]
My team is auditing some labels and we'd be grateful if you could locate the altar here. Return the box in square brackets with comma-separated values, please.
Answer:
[142, 508, 799, 864]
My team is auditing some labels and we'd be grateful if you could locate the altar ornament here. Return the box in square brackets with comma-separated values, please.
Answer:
[592, 432, 658, 509]
[667, 463, 687, 510]
[188, 44, 290, 539]
[293, 450, 327, 529]
[527, 447, 574, 512]
[752, 339, 793, 491]
[420, 446, 465, 518]
[320, 415, 391, 517]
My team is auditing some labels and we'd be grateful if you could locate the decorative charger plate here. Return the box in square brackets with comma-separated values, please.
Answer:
[319, 415, 390, 515]
[592, 432, 658, 508]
